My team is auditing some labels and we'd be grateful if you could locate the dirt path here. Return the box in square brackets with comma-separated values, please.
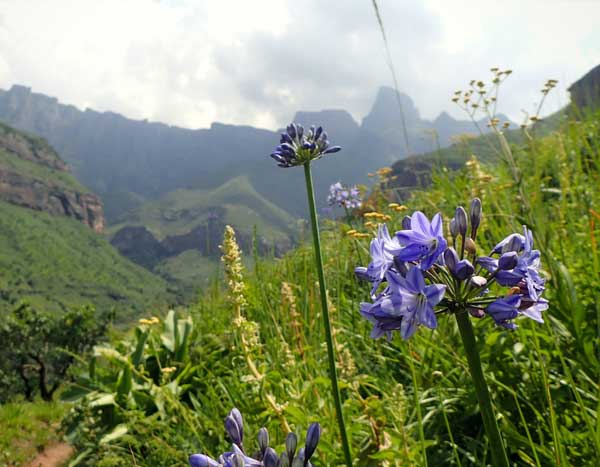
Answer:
[24, 443, 73, 467]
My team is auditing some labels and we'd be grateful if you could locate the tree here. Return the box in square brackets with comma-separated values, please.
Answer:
[0, 303, 109, 402]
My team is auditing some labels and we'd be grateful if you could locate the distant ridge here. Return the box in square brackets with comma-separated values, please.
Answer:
[0, 84, 507, 220]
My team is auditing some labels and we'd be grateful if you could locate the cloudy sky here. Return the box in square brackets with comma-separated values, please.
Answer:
[0, 0, 598, 130]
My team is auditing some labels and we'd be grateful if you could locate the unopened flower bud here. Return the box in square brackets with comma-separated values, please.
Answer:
[225, 410, 243, 446]
[444, 248, 459, 272]
[263, 448, 279, 467]
[258, 427, 269, 454]
[469, 307, 485, 318]
[450, 218, 458, 238]
[304, 422, 322, 461]
[465, 237, 477, 255]
[469, 198, 482, 237]
[402, 215, 411, 230]
[291, 448, 305, 467]
[498, 251, 518, 270]
[454, 259, 475, 280]
[455, 206, 468, 237]
[285, 432, 297, 461]
[470, 275, 487, 288]
[354, 266, 369, 281]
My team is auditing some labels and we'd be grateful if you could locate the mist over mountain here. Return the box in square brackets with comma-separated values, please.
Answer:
[0, 84, 508, 221]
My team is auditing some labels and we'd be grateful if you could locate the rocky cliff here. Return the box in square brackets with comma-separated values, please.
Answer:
[0, 122, 104, 231]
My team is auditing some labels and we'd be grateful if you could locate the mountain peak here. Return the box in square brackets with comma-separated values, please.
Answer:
[361, 86, 420, 132]
[291, 109, 359, 139]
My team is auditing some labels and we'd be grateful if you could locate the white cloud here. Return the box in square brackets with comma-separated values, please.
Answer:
[0, 0, 598, 129]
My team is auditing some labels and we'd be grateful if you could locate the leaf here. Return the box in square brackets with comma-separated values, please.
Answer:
[99, 424, 128, 444]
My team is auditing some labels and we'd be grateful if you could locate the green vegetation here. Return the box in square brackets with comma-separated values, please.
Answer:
[0, 200, 174, 318]
[0, 399, 68, 467]
[109, 175, 296, 244]
[0, 304, 109, 402]
[57, 109, 600, 465]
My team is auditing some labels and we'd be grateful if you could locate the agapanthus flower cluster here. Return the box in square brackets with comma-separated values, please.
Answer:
[270, 123, 341, 168]
[327, 182, 362, 209]
[356, 198, 548, 339]
[190, 408, 322, 467]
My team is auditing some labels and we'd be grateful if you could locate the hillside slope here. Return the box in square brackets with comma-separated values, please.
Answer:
[0, 123, 174, 318]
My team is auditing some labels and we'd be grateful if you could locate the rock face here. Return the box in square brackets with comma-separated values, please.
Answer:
[0, 122, 104, 231]
[111, 219, 289, 269]
[569, 64, 600, 111]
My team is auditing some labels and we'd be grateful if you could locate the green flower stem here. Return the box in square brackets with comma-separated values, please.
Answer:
[303, 162, 353, 467]
[455, 310, 509, 467]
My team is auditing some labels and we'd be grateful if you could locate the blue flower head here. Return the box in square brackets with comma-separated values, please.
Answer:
[355, 201, 549, 337]
[270, 123, 341, 168]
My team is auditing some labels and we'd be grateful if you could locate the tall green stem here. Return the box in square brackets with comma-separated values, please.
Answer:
[455, 311, 509, 467]
[303, 163, 353, 467]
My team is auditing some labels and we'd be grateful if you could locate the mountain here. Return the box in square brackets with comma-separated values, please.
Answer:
[361, 87, 513, 155]
[0, 123, 174, 318]
[0, 85, 507, 221]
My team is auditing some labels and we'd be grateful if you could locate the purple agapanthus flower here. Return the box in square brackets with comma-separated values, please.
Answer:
[327, 181, 362, 209]
[395, 211, 447, 270]
[189, 408, 321, 467]
[365, 224, 401, 296]
[486, 295, 521, 329]
[361, 268, 446, 340]
[270, 123, 341, 168]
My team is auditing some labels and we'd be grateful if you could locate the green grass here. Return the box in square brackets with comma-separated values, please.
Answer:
[108, 175, 296, 243]
[0, 200, 174, 320]
[0, 399, 68, 467]
[60, 109, 600, 466]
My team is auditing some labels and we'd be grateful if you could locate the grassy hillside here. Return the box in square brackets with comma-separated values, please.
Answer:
[60, 109, 600, 466]
[109, 175, 296, 243]
[0, 200, 174, 319]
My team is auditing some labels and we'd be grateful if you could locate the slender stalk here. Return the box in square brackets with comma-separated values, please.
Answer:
[454, 311, 509, 467]
[303, 162, 353, 467]
[407, 342, 428, 466]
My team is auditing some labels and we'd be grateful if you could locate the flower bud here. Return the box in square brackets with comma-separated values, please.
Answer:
[285, 432, 297, 461]
[465, 237, 477, 255]
[291, 448, 305, 467]
[304, 422, 322, 461]
[469, 307, 485, 318]
[258, 427, 269, 454]
[470, 275, 487, 288]
[354, 266, 370, 281]
[455, 206, 468, 237]
[454, 259, 475, 280]
[469, 198, 482, 237]
[224, 411, 243, 446]
[263, 448, 279, 467]
[450, 217, 458, 238]
[402, 215, 411, 230]
[443, 248, 459, 272]
[498, 251, 518, 270]
[189, 454, 220, 467]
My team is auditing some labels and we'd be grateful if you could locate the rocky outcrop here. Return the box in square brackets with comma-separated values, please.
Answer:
[111, 220, 290, 269]
[0, 122, 104, 231]
[110, 226, 167, 268]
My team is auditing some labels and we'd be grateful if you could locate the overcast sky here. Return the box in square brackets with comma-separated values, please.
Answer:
[0, 0, 598, 130]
